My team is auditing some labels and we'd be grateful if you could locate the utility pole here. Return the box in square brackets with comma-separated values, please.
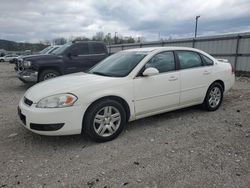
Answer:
[194, 15, 200, 38]
[108, 33, 111, 45]
[114, 32, 117, 44]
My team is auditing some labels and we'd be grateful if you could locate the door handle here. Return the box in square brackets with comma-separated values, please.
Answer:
[168, 76, 178, 81]
[203, 70, 211, 75]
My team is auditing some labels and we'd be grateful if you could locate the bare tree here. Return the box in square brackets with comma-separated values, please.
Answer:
[73, 36, 90, 42]
[92, 32, 104, 41]
[53, 37, 67, 45]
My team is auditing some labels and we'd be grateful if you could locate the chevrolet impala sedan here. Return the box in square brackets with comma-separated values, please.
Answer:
[18, 47, 235, 142]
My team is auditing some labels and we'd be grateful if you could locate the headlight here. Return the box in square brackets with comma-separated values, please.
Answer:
[36, 93, 78, 108]
[23, 60, 31, 68]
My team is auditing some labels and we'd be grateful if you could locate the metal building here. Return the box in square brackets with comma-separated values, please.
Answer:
[108, 32, 250, 72]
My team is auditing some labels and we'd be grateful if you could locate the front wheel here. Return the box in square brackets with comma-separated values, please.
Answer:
[203, 82, 223, 111]
[38, 69, 60, 82]
[83, 99, 127, 142]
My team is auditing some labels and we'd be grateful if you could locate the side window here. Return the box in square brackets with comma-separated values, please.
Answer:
[176, 51, 202, 69]
[92, 43, 106, 54]
[145, 51, 175, 73]
[71, 44, 89, 56]
[202, 55, 214, 66]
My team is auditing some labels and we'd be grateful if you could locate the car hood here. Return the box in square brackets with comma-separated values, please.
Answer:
[23, 54, 61, 62]
[24, 72, 121, 103]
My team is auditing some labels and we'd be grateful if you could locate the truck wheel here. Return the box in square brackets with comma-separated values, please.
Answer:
[39, 69, 60, 82]
[0, 59, 4, 62]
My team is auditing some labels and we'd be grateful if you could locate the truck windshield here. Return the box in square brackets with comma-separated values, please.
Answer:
[88, 51, 148, 77]
[52, 43, 71, 55]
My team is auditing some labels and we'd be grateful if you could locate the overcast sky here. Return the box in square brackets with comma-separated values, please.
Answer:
[0, 0, 250, 43]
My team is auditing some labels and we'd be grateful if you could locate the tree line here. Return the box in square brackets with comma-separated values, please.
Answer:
[0, 39, 47, 52]
[0, 32, 142, 52]
[51, 32, 141, 45]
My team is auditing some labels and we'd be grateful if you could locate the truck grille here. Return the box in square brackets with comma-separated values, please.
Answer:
[24, 97, 33, 106]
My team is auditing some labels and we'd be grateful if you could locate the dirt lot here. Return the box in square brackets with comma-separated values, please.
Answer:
[0, 62, 250, 188]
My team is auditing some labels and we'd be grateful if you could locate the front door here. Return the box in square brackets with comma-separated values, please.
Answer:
[64, 43, 92, 74]
[133, 51, 180, 117]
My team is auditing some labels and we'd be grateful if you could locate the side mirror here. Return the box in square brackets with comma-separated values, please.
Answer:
[142, 67, 159, 76]
[68, 52, 77, 58]
[67, 53, 72, 58]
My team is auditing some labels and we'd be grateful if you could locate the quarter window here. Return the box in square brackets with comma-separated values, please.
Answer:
[145, 52, 175, 73]
[202, 55, 214, 66]
[176, 51, 202, 69]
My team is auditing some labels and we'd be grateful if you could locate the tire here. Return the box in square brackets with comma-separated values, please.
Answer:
[83, 99, 127, 142]
[0, 59, 3, 62]
[203, 82, 223, 111]
[38, 69, 60, 82]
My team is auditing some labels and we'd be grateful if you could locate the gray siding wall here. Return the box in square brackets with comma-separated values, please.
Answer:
[108, 32, 250, 72]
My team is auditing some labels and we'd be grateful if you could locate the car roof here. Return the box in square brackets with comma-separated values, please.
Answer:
[74, 41, 105, 44]
[124, 46, 202, 52]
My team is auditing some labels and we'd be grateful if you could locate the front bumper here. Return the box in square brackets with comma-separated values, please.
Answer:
[17, 70, 38, 83]
[18, 97, 87, 136]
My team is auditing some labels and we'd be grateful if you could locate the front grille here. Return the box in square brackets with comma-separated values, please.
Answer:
[24, 97, 33, 106]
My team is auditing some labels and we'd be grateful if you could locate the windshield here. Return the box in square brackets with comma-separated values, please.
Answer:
[89, 51, 148, 77]
[52, 43, 71, 55]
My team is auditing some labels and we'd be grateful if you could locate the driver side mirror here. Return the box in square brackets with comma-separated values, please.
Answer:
[67, 51, 78, 58]
[142, 67, 159, 76]
[67, 53, 72, 58]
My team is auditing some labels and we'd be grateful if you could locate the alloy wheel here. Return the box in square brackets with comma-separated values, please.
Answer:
[93, 106, 121, 137]
[208, 86, 221, 108]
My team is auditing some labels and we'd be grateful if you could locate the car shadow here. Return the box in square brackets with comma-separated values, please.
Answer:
[127, 105, 205, 131]
[14, 105, 205, 150]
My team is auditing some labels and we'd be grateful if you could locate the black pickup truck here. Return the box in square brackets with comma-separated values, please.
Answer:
[15, 41, 108, 83]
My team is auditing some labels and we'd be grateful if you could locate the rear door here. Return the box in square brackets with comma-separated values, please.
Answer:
[175, 51, 213, 105]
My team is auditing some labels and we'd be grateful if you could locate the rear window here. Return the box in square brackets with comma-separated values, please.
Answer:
[92, 43, 106, 54]
[176, 51, 202, 69]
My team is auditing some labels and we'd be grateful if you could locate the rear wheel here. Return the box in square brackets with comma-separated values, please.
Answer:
[83, 99, 126, 142]
[38, 69, 60, 82]
[203, 82, 223, 111]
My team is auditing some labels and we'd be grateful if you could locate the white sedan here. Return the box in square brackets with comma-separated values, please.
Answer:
[4, 54, 19, 62]
[18, 47, 235, 142]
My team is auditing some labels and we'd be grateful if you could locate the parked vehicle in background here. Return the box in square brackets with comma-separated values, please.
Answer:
[18, 47, 235, 142]
[38, 46, 52, 54]
[2, 54, 19, 63]
[39, 45, 62, 55]
[14, 45, 62, 64]
[15, 41, 108, 83]
[0, 56, 5, 62]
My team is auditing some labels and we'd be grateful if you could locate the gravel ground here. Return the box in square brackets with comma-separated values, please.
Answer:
[0, 62, 250, 188]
